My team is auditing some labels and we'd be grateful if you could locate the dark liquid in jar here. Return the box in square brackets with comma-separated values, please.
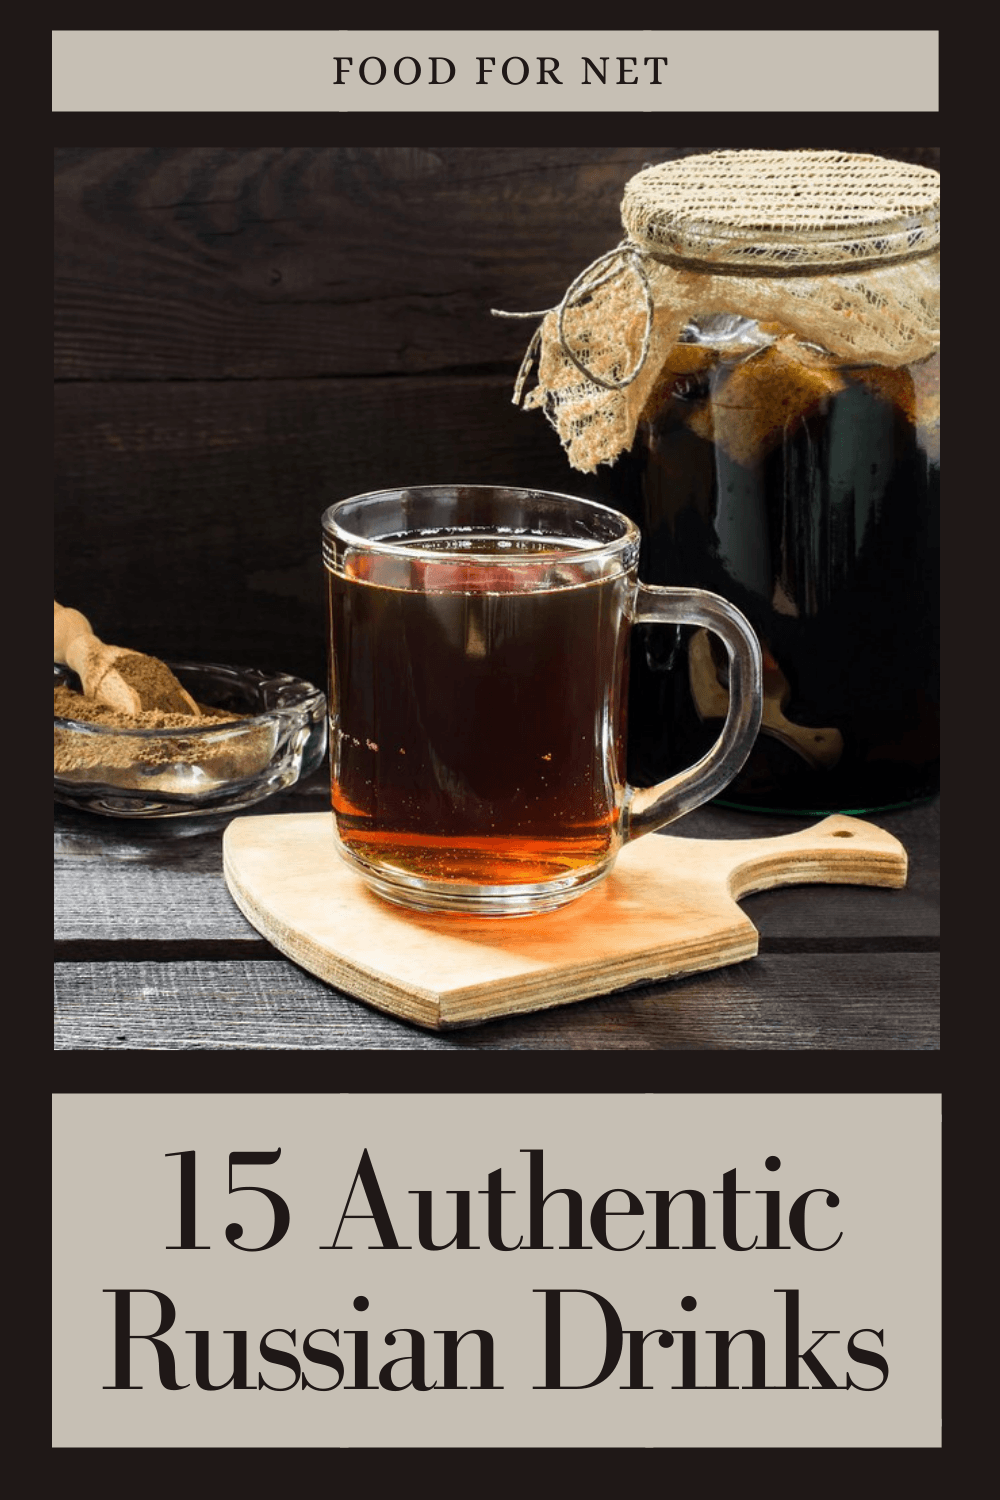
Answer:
[327, 534, 630, 885]
[605, 348, 940, 813]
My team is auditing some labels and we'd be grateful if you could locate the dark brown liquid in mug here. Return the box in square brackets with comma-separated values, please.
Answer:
[328, 534, 630, 886]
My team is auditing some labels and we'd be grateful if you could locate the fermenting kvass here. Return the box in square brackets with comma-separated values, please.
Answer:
[608, 329, 940, 811]
[509, 149, 940, 813]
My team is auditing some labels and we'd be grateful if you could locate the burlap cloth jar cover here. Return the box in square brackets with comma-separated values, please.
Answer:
[504, 150, 940, 813]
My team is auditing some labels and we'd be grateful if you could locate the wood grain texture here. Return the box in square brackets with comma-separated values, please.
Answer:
[53, 146, 942, 382]
[54, 787, 940, 946]
[220, 812, 906, 1029]
[54, 373, 604, 684]
[54, 145, 940, 677]
[53, 954, 939, 1051]
[53, 146, 941, 1052]
[55, 146, 673, 381]
[54, 791, 938, 1050]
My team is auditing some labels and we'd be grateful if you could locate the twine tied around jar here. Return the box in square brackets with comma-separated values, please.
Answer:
[492, 237, 656, 401]
[495, 150, 940, 473]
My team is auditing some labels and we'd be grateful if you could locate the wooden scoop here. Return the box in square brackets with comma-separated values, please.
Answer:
[53, 601, 201, 717]
[688, 628, 843, 770]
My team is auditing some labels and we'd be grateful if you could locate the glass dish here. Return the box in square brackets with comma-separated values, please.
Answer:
[54, 660, 327, 817]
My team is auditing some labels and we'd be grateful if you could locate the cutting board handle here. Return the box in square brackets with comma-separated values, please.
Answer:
[719, 814, 907, 900]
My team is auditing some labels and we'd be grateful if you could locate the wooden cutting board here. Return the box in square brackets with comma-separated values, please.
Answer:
[222, 812, 905, 1031]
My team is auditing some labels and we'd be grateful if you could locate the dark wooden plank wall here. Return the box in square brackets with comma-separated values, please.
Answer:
[54, 145, 939, 691]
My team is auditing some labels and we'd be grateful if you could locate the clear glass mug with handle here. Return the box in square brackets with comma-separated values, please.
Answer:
[323, 485, 762, 915]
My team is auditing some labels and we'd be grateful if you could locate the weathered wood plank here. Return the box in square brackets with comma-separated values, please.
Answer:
[54, 775, 330, 874]
[740, 799, 939, 941]
[54, 791, 939, 945]
[54, 372, 605, 684]
[54, 145, 942, 682]
[53, 953, 939, 1051]
[53, 146, 941, 383]
[54, 867, 256, 942]
[54, 146, 670, 381]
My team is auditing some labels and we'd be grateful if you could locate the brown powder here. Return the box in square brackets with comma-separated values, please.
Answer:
[54, 683, 238, 733]
[108, 651, 202, 715]
[53, 684, 273, 786]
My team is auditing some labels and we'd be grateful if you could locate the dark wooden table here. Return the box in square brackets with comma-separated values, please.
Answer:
[54, 772, 939, 1051]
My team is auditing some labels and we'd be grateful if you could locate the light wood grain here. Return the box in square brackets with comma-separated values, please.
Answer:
[222, 812, 906, 1030]
[54, 793, 939, 947]
[54, 793, 938, 1050]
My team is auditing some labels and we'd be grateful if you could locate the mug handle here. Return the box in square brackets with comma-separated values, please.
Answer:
[624, 585, 763, 842]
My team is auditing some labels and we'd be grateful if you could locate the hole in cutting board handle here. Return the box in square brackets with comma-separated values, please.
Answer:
[831, 830, 854, 838]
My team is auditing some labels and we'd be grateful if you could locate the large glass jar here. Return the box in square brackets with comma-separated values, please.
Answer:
[511, 149, 940, 814]
[607, 322, 939, 812]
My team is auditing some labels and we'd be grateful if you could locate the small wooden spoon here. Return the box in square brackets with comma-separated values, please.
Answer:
[688, 627, 843, 769]
[54, 601, 201, 717]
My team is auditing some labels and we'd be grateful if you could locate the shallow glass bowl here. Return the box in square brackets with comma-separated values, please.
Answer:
[54, 660, 327, 818]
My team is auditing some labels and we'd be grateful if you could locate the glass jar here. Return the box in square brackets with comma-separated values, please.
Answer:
[511, 149, 940, 814]
[606, 321, 939, 813]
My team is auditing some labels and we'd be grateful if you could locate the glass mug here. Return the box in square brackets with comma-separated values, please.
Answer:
[322, 486, 762, 915]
